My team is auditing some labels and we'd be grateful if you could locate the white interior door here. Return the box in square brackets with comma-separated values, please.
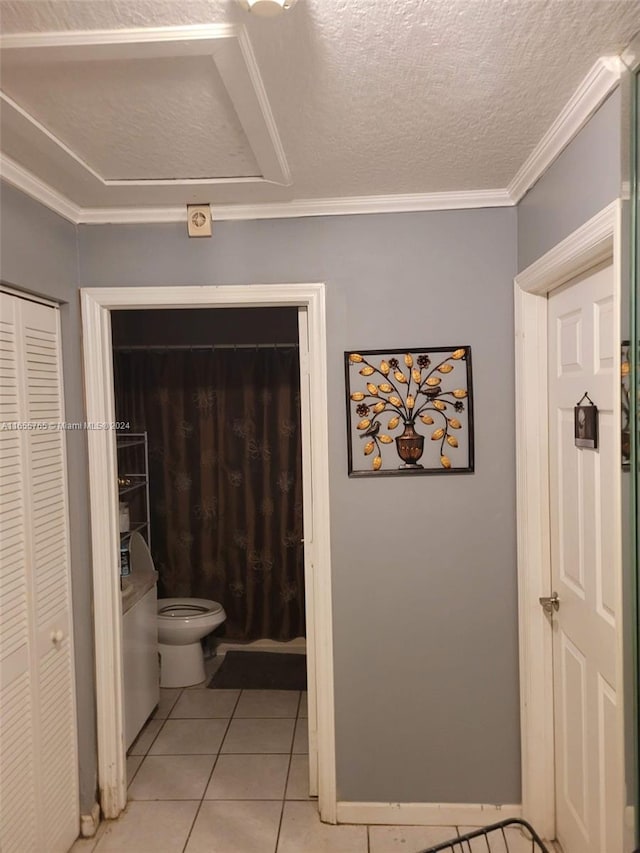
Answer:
[547, 262, 622, 853]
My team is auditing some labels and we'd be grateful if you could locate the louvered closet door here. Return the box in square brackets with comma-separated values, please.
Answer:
[0, 293, 79, 853]
[0, 293, 38, 852]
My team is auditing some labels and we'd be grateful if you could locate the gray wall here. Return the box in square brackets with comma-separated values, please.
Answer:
[0, 182, 97, 813]
[518, 87, 622, 270]
[79, 209, 521, 803]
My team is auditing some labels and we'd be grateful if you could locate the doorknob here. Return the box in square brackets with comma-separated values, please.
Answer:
[51, 629, 64, 646]
[539, 592, 560, 614]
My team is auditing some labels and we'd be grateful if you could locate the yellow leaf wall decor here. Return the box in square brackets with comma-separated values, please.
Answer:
[347, 347, 472, 475]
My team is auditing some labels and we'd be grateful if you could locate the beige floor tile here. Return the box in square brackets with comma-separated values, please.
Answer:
[129, 754, 216, 800]
[369, 824, 459, 852]
[277, 801, 368, 853]
[285, 754, 312, 800]
[234, 690, 300, 718]
[94, 801, 199, 853]
[152, 688, 182, 719]
[458, 824, 537, 852]
[292, 717, 309, 754]
[128, 719, 163, 755]
[149, 719, 228, 755]
[205, 753, 289, 800]
[221, 718, 295, 753]
[298, 692, 308, 718]
[185, 800, 281, 853]
[127, 754, 144, 785]
[171, 688, 240, 719]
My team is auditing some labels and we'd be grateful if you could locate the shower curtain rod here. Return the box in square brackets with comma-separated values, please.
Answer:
[113, 343, 299, 351]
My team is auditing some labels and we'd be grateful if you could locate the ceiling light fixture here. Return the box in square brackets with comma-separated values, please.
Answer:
[237, 0, 298, 16]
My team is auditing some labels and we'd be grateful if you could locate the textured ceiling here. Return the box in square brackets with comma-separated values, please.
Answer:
[1, 55, 259, 180]
[1, 0, 639, 210]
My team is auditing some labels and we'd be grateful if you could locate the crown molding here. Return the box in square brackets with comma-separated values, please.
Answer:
[77, 189, 513, 224]
[507, 56, 622, 204]
[0, 23, 237, 50]
[0, 153, 81, 223]
[0, 156, 513, 223]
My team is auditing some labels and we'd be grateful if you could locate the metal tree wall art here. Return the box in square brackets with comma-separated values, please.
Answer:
[345, 346, 474, 476]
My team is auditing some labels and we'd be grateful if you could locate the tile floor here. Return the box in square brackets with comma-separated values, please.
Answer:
[70, 658, 538, 853]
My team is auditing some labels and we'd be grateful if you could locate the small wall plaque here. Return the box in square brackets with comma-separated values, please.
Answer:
[574, 392, 598, 449]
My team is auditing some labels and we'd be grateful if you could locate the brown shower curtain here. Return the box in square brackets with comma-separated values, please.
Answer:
[113, 347, 305, 641]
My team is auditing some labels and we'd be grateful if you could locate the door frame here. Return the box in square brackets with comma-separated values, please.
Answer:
[80, 283, 337, 823]
[514, 200, 623, 839]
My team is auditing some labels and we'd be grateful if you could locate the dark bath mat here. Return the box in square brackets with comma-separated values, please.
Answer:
[209, 651, 307, 691]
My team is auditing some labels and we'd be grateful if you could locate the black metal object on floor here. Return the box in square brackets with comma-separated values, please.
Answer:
[418, 818, 550, 852]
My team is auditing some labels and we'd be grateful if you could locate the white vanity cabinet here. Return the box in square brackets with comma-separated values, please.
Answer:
[122, 584, 159, 750]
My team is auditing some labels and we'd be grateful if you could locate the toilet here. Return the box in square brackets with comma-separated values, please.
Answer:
[157, 597, 227, 687]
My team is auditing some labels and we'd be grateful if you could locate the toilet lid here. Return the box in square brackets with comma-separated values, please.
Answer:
[129, 531, 155, 575]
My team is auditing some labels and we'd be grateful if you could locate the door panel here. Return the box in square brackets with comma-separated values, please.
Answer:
[548, 262, 622, 853]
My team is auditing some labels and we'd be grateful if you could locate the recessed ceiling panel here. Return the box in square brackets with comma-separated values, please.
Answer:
[0, 55, 260, 181]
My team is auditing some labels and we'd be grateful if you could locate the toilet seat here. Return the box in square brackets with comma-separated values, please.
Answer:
[158, 598, 224, 619]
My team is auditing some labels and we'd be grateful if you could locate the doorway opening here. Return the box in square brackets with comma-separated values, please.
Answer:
[111, 306, 305, 648]
[80, 284, 336, 824]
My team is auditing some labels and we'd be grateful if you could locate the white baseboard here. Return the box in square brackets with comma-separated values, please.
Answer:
[215, 637, 306, 656]
[336, 801, 522, 826]
[80, 802, 101, 837]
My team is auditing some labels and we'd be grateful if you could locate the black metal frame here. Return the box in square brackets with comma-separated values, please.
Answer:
[344, 345, 475, 477]
[417, 818, 550, 852]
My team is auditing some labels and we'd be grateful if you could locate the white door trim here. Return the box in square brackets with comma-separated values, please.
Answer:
[80, 283, 337, 823]
[514, 200, 622, 838]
